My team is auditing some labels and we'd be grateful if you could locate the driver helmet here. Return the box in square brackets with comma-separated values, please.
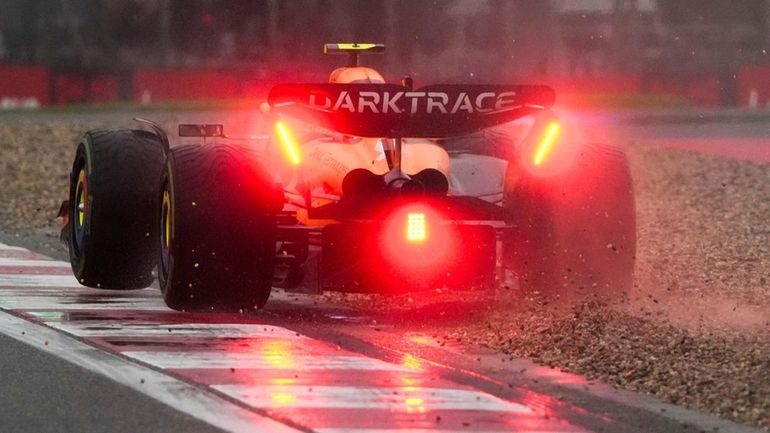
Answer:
[329, 67, 385, 84]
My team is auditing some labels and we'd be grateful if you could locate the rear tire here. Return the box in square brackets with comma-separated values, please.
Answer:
[504, 142, 636, 297]
[68, 129, 165, 290]
[159, 144, 278, 312]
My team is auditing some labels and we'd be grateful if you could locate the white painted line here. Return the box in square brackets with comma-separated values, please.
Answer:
[124, 351, 413, 372]
[0, 287, 158, 296]
[0, 297, 168, 311]
[0, 258, 71, 267]
[213, 384, 535, 413]
[47, 322, 306, 339]
[316, 430, 580, 433]
[0, 310, 302, 433]
[0, 274, 81, 287]
[0, 243, 28, 251]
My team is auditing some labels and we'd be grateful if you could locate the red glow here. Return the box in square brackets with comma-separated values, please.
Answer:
[408, 335, 433, 345]
[380, 203, 457, 276]
[359, 200, 496, 292]
[379, 204, 458, 290]
[270, 392, 297, 406]
[275, 121, 301, 165]
[402, 354, 423, 371]
[260, 340, 296, 369]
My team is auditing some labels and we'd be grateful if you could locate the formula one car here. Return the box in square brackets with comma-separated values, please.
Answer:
[58, 43, 635, 312]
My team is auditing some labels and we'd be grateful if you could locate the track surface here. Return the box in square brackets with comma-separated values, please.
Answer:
[0, 242, 761, 433]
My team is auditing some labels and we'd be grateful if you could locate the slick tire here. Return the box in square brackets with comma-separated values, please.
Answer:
[68, 129, 166, 289]
[504, 142, 636, 298]
[159, 144, 279, 312]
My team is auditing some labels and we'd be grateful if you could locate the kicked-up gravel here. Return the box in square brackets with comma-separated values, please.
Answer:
[326, 141, 770, 429]
[0, 111, 768, 429]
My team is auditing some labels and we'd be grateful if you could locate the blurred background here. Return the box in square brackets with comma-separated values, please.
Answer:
[1, 0, 769, 108]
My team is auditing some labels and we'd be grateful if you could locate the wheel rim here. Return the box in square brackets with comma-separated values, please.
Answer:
[73, 168, 87, 253]
[160, 186, 172, 280]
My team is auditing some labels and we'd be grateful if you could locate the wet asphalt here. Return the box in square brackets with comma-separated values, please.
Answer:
[0, 332, 227, 433]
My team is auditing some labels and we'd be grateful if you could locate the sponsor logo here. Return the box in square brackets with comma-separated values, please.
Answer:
[309, 147, 349, 176]
[308, 91, 518, 115]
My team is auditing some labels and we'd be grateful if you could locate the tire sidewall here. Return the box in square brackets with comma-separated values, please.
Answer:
[505, 143, 636, 296]
[68, 137, 95, 278]
[66, 129, 165, 289]
[158, 144, 276, 311]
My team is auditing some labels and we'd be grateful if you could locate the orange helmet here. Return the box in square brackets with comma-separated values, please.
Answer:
[328, 67, 385, 84]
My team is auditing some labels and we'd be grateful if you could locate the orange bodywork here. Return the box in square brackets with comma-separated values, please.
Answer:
[290, 137, 450, 227]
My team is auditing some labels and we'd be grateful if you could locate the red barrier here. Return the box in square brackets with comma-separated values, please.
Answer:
[738, 64, 770, 108]
[0, 65, 50, 106]
[52, 75, 82, 104]
[134, 69, 248, 102]
[90, 76, 119, 103]
[134, 62, 342, 102]
[52, 74, 119, 104]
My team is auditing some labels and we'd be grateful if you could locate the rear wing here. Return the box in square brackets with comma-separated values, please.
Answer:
[267, 83, 555, 138]
[324, 43, 385, 67]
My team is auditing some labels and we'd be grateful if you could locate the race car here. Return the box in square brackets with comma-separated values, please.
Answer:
[58, 43, 635, 312]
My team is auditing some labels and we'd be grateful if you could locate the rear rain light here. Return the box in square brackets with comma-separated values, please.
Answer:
[406, 212, 426, 242]
[275, 121, 301, 165]
[533, 121, 560, 166]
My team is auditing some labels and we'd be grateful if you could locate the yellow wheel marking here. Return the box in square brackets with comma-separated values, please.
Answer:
[76, 170, 87, 227]
[162, 190, 171, 249]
